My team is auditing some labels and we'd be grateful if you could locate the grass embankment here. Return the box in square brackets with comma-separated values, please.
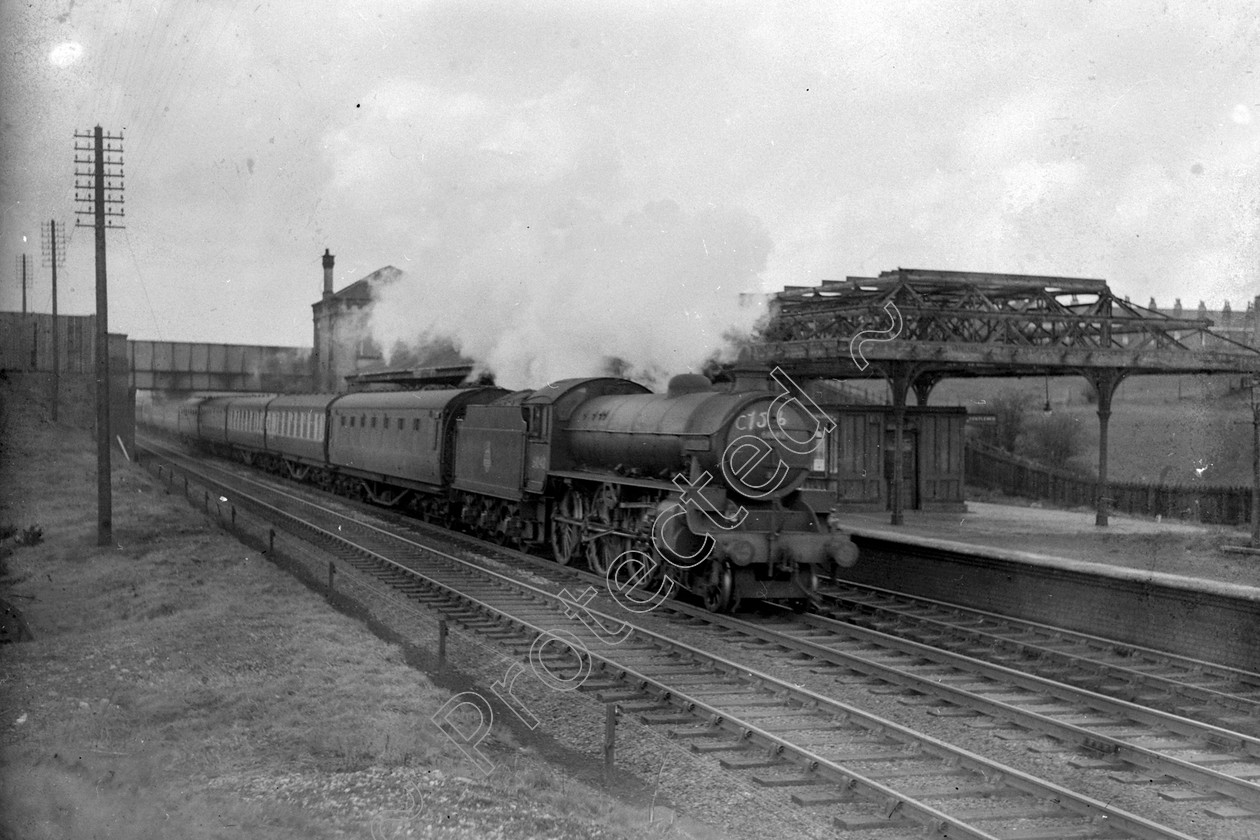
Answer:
[0, 391, 662, 839]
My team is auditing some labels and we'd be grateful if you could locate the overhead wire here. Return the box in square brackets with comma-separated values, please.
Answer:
[206, 0, 248, 119]
[93, 0, 132, 123]
[131, 0, 222, 175]
[123, 228, 166, 341]
[125, 0, 167, 124]
[117, 1, 178, 173]
[107, 0, 172, 175]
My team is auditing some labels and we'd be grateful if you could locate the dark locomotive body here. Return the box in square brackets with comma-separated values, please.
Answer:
[145, 374, 856, 611]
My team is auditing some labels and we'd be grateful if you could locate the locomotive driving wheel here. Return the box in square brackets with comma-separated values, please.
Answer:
[586, 534, 627, 577]
[702, 561, 737, 613]
[585, 483, 621, 576]
[551, 489, 585, 566]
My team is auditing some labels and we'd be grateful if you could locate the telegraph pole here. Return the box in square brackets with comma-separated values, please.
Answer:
[74, 126, 125, 548]
[1251, 377, 1259, 548]
[14, 254, 29, 315]
[41, 220, 68, 421]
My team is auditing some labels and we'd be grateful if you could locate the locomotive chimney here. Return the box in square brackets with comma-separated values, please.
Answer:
[322, 248, 335, 300]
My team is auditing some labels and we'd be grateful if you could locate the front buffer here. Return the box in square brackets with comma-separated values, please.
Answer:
[652, 493, 858, 613]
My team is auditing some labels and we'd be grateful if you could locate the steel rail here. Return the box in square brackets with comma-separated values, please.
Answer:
[820, 582, 1260, 718]
[139, 440, 1198, 840]
[696, 607, 1260, 808]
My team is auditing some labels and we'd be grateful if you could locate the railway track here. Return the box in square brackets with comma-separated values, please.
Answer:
[137, 436, 1250, 838]
[817, 583, 1260, 734]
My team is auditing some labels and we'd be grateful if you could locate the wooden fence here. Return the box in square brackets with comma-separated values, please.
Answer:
[965, 440, 1253, 526]
[0, 312, 126, 373]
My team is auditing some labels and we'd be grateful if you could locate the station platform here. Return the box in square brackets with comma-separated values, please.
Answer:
[843, 501, 1257, 591]
[835, 501, 1260, 670]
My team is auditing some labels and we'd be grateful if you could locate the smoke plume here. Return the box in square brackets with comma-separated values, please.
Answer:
[367, 198, 770, 389]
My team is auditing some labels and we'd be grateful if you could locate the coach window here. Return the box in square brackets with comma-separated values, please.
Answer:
[340, 415, 346, 427]
[397, 418, 403, 431]
[412, 419, 420, 432]
[371, 416, 376, 429]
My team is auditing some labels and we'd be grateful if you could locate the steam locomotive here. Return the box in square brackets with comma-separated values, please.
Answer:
[142, 374, 857, 612]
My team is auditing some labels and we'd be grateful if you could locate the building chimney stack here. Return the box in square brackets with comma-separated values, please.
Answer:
[322, 249, 335, 300]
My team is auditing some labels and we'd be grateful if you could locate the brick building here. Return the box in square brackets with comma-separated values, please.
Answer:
[309, 250, 399, 391]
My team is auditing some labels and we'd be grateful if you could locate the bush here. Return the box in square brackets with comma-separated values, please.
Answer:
[15, 525, 43, 547]
[1021, 413, 1085, 470]
[984, 388, 1036, 452]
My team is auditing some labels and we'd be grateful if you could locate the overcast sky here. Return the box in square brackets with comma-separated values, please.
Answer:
[3, 1, 1257, 386]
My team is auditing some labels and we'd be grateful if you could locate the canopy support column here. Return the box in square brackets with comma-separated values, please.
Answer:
[1086, 368, 1127, 527]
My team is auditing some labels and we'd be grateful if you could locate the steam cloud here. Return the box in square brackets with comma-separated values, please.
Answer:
[368, 199, 768, 389]
[342, 80, 771, 390]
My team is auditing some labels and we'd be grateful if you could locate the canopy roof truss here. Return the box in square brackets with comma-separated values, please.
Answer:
[750, 268, 1260, 377]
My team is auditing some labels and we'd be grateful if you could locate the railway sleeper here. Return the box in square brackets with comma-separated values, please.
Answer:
[789, 788, 852, 807]
[750, 773, 824, 787]
[640, 712, 699, 726]
[689, 741, 746, 754]
[718, 754, 780, 770]
[831, 813, 914, 832]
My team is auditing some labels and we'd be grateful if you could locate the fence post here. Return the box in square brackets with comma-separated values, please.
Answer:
[268, 528, 275, 554]
[438, 619, 447, 668]
[604, 702, 618, 781]
[327, 562, 335, 598]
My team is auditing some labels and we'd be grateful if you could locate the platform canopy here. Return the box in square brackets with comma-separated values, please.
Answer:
[745, 268, 1260, 380]
[738, 268, 1260, 528]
